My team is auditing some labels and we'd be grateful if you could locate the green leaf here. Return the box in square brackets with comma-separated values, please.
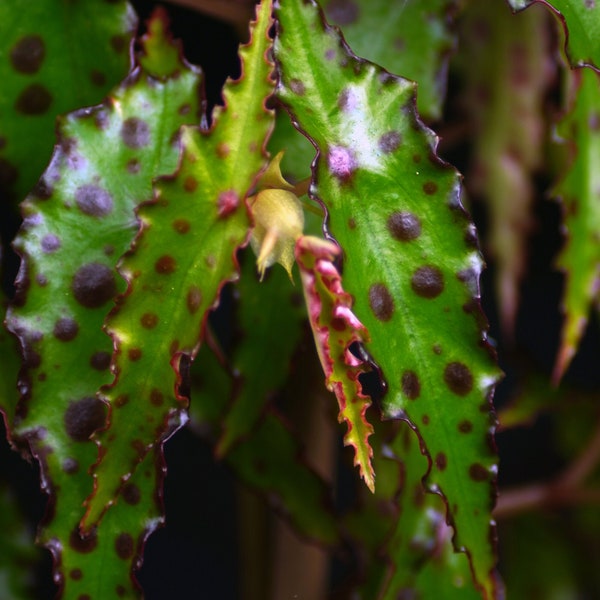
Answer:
[5, 13, 204, 596]
[321, 0, 458, 121]
[458, 1, 550, 335]
[553, 67, 600, 382]
[295, 235, 375, 491]
[0, 0, 135, 204]
[508, 0, 600, 69]
[216, 251, 306, 455]
[274, 0, 501, 596]
[84, 0, 275, 528]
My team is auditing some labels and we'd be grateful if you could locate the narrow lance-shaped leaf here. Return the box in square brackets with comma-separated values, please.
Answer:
[83, 0, 276, 528]
[0, 0, 135, 204]
[322, 0, 458, 121]
[216, 251, 306, 456]
[458, 1, 551, 336]
[553, 67, 600, 382]
[274, 1, 501, 596]
[296, 235, 374, 491]
[508, 0, 600, 70]
[6, 13, 205, 597]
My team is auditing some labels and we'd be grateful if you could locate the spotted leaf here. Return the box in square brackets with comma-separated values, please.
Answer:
[508, 0, 600, 70]
[0, 0, 135, 204]
[322, 0, 459, 121]
[458, 1, 551, 336]
[553, 67, 600, 382]
[83, 0, 275, 528]
[5, 13, 204, 596]
[295, 235, 375, 492]
[274, 0, 501, 596]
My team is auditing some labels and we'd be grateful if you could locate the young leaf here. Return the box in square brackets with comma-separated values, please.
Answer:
[5, 13, 205, 595]
[0, 0, 135, 204]
[458, 1, 551, 336]
[553, 67, 600, 382]
[83, 0, 275, 528]
[508, 0, 600, 70]
[322, 0, 458, 121]
[295, 235, 375, 491]
[274, 0, 501, 596]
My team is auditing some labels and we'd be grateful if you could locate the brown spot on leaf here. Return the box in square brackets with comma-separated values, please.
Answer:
[121, 117, 150, 149]
[69, 568, 83, 580]
[411, 266, 444, 298]
[53, 317, 79, 341]
[127, 158, 140, 174]
[114, 394, 129, 408]
[401, 370, 420, 400]
[115, 533, 134, 560]
[369, 283, 394, 321]
[140, 313, 158, 329]
[184, 175, 198, 192]
[458, 419, 473, 433]
[423, 181, 438, 195]
[90, 351, 111, 371]
[110, 34, 127, 53]
[15, 83, 52, 115]
[64, 397, 106, 442]
[69, 527, 98, 553]
[173, 218, 190, 234]
[435, 452, 447, 471]
[72, 263, 117, 308]
[155, 255, 176, 275]
[387, 211, 421, 241]
[187, 286, 202, 314]
[90, 69, 106, 86]
[122, 482, 141, 505]
[128, 348, 142, 361]
[62, 458, 79, 474]
[10, 35, 45, 74]
[150, 389, 164, 406]
[444, 362, 473, 396]
[469, 463, 489, 482]
[378, 131, 401, 153]
[41, 234, 61, 252]
[75, 184, 113, 216]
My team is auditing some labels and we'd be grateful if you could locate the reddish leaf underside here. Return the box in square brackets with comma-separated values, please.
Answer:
[295, 235, 375, 491]
[83, 0, 275, 529]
